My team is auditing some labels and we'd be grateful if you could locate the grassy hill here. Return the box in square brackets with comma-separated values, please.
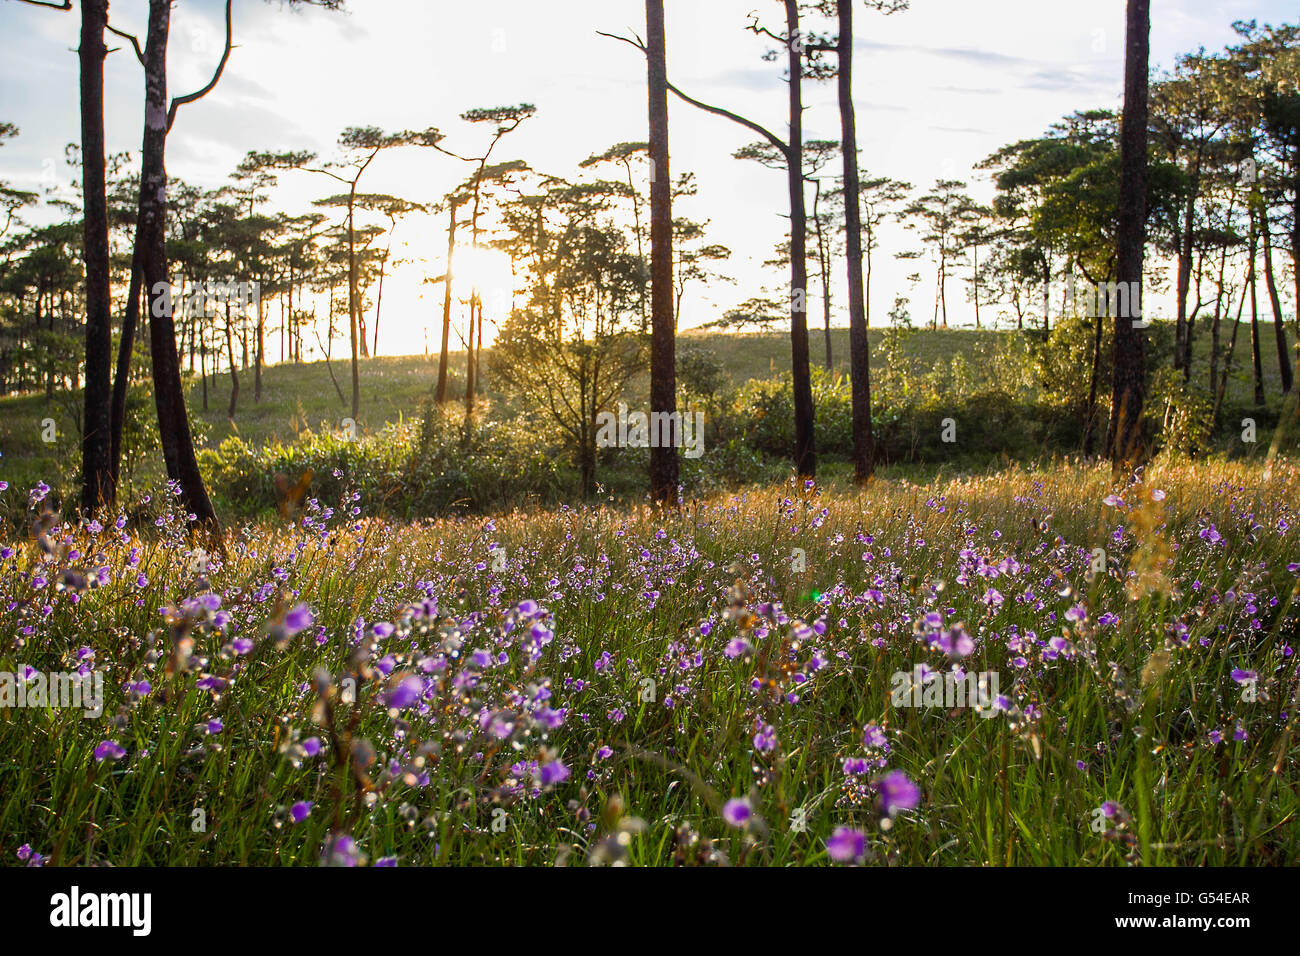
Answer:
[1, 321, 1294, 503]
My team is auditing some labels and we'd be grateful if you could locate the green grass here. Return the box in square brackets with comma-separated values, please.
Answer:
[1, 459, 1297, 865]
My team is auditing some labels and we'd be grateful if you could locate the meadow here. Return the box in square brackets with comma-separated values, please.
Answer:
[1, 455, 1297, 866]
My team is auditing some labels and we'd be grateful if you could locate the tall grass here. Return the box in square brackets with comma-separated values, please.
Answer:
[1, 458, 1296, 865]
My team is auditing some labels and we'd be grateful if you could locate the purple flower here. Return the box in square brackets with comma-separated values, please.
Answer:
[724, 637, 752, 659]
[301, 737, 322, 757]
[284, 604, 314, 635]
[290, 801, 313, 824]
[534, 706, 566, 729]
[1230, 668, 1257, 684]
[878, 770, 920, 816]
[386, 675, 425, 710]
[94, 740, 126, 762]
[826, 826, 866, 862]
[537, 759, 570, 786]
[721, 797, 752, 827]
[843, 757, 873, 775]
[320, 833, 362, 867]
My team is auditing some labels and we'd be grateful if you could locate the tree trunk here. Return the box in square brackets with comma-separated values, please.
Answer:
[838, 0, 873, 484]
[786, 0, 815, 479]
[1209, 241, 1227, 394]
[79, 0, 112, 512]
[225, 302, 239, 419]
[200, 327, 208, 413]
[475, 298, 484, 395]
[347, 187, 360, 418]
[1084, 308, 1104, 457]
[1262, 213, 1293, 393]
[110, 254, 143, 488]
[812, 179, 832, 369]
[373, 234, 391, 357]
[1248, 208, 1264, 407]
[254, 288, 264, 402]
[1103, 0, 1149, 467]
[140, 0, 221, 534]
[624, 156, 648, 330]
[938, 252, 948, 328]
[646, 0, 678, 504]
[1041, 255, 1051, 337]
[1213, 278, 1249, 424]
[436, 198, 458, 404]
[1293, 141, 1300, 345]
[1174, 188, 1195, 373]
[464, 300, 476, 415]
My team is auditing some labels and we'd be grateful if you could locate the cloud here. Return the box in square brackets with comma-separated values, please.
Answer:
[855, 37, 1036, 68]
[929, 84, 1001, 96]
[691, 67, 783, 92]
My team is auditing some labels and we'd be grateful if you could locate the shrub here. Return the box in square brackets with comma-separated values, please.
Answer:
[201, 420, 419, 518]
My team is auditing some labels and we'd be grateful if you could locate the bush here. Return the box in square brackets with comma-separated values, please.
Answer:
[201, 420, 419, 518]
[1148, 367, 1214, 459]
[410, 405, 572, 514]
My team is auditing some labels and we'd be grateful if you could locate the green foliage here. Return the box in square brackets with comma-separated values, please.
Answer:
[728, 348, 1076, 466]
[410, 405, 572, 514]
[1148, 367, 1215, 458]
[677, 344, 727, 405]
[118, 386, 164, 497]
[201, 420, 419, 519]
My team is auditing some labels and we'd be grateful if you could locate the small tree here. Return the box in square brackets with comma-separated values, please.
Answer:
[491, 222, 646, 497]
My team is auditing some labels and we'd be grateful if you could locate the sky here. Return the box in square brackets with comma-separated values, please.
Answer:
[0, 0, 1292, 359]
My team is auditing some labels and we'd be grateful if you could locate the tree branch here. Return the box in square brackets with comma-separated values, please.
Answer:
[105, 21, 145, 65]
[597, 30, 789, 157]
[166, 0, 233, 133]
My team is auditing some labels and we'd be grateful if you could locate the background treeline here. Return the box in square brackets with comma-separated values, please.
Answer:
[0, 4, 1297, 525]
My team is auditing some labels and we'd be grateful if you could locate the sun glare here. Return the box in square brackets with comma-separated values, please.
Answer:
[454, 245, 516, 311]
